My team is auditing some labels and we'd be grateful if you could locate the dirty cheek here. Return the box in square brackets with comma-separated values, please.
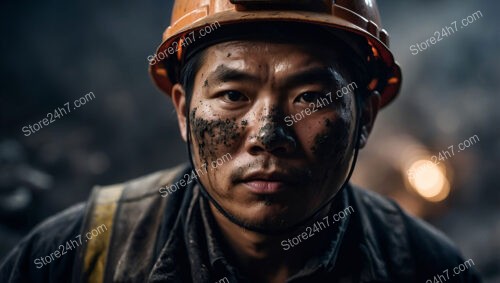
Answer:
[311, 115, 351, 162]
[189, 107, 247, 164]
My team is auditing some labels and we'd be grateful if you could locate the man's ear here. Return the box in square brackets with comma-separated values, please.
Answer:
[358, 90, 381, 149]
[171, 84, 188, 142]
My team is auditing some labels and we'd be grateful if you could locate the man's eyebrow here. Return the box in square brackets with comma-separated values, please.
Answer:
[282, 67, 342, 89]
[208, 65, 260, 83]
[207, 65, 343, 89]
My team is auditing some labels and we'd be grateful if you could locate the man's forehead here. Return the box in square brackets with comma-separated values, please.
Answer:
[207, 40, 336, 59]
[201, 40, 340, 75]
[196, 41, 347, 88]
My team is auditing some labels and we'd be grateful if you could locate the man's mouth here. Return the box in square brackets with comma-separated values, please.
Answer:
[238, 171, 301, 194]
[244, 180, 286, 194]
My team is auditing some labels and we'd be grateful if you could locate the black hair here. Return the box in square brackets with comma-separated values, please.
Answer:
[179, 49, 206, 116]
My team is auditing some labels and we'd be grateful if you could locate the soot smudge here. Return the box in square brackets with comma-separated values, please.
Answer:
[190, 108, 246, 163]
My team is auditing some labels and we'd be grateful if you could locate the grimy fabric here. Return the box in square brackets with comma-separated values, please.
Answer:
[0, 164, 482, 283]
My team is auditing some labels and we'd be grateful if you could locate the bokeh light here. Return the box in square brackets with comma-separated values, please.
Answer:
[407, 160, 450, 202]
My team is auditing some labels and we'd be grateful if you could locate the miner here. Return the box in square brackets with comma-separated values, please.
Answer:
[1, 1, 482, 282]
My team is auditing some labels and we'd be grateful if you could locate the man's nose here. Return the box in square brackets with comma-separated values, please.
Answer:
[247, 107, 297, 156]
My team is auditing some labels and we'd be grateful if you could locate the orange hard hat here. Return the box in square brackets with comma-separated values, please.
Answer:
[149, 0, 402, 108]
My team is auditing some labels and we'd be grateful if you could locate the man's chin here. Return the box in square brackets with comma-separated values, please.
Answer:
[234, 217, 291, 233]
[225, 204, 304, 233]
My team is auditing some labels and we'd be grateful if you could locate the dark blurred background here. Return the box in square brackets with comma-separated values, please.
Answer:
[0, 0, 498, 281]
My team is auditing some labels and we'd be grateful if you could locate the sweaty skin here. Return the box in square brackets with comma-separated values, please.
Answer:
[172, 40, 379, 282]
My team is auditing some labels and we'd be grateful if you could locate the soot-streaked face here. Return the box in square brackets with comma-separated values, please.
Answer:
[177, 40, 360, 232]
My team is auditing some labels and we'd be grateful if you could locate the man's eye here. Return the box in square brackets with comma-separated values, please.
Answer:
[221, 90, 247, 102]
[296, 92, 324, 103]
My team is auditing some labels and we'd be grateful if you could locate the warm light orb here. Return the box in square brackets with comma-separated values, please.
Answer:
[408, 160, 450, 202]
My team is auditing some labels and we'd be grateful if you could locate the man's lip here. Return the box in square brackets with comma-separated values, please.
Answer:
[243, 181, 285, 194]
[237, 171, 299, 194]
[239, 171, 297, 183]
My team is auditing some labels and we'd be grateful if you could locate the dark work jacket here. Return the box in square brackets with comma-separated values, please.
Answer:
[0, 164, 482, 283]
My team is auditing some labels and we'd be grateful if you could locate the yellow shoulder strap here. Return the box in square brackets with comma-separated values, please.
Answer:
[82, 184, 124, 283]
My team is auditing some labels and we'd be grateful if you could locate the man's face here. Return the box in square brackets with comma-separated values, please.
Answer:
[175, 40, 362, 231]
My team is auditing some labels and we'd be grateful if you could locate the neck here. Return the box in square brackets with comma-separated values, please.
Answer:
[209, 202, 333, 283]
